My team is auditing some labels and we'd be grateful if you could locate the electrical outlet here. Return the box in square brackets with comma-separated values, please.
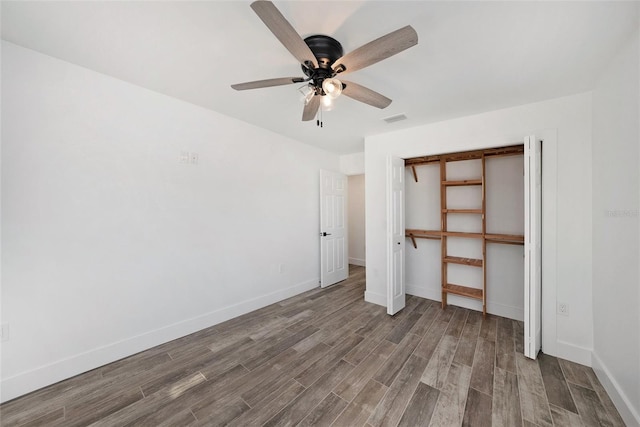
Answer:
[190, 152, 198, 165]
[1, 323, 9, 342]
[558, 303, 569, 316]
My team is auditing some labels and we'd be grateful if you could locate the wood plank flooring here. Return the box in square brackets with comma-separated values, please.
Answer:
[0, 266, 626, 426]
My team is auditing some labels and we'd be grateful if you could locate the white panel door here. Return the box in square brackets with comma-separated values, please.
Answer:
[524, 135, 542, 359]
[320, 170, 348, 287]
[387, 156, 406, 315]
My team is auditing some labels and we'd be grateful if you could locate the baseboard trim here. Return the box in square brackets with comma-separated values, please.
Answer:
[406, 285, 524, 321]
[405, 286, 593, 365]
[554, 340, 592, 367]
[405, 285, 440, 304]
[0, 278, 319, 403]
[348, 258, 366, 267]
[364, 290, 386, 307]
[592, 351, 640, 426]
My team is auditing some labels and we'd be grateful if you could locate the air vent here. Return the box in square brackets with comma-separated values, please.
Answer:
[383, 113, 407, 124]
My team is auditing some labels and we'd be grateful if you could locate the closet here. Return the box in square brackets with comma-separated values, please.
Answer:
[404, 144, 525, 317]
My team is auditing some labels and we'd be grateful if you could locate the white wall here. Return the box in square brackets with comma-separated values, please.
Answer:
[340, 152, 365, 176]
[0, 42, 339, 402]
[405, 156, 524, 320]
[591, 26, 640, 426]
[365, 92, 593, 365]
[347, 175, 366, 266]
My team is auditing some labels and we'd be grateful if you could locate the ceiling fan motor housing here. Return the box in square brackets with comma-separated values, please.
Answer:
[302, 35, 344, 93]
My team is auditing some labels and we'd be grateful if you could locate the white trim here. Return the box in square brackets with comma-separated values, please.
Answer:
[405, 285, 441, 304]
[540, 129, 558, 357]
[0, 278, 319, 403]
[406, 285, 524, 321]
[348, 257, 366, 267]
[364, 290, 386, 307]
[592, 351, 640, 427]
[554, 340, 592, 367]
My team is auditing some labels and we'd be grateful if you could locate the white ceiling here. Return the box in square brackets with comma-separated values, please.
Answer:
[2, 1, 638, 154]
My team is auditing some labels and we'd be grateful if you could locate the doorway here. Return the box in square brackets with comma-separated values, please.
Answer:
[347, 174, 366, 268]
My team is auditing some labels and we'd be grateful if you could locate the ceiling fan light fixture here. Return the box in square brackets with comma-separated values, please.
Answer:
[298, 84, 315, 105]
[304, 92, 315, 105]
[322, 78, 343, 99]
[321, 94, 334, 111]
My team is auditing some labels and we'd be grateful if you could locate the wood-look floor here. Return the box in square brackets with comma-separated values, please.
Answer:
[0, 266, 626, 427]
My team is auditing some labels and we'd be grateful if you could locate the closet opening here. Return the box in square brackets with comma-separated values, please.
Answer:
[386, 136, 546, 359]
[404, 144, 525, 319]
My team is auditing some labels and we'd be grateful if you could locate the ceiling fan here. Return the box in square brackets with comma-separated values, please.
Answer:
[231, 0, 418, 123]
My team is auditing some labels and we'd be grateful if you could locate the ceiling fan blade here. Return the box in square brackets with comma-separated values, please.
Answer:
[250, 0, 318, 69]
[332, 25, 418, 75]
[341, 80, 392, 109]
[231, 77, 305, 91]
[302, 94, 320, 121]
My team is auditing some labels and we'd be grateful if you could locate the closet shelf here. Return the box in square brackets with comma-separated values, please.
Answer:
[443, 256, 483, 267]
[443, 283, 483, 300]
[405, 144, 524, 167]
[441, 231, 483, 239]
[405, 229, 441, 248]
[442, 179, 482, 186]
[405, 229, 441, 239]
[485, 233, 525, 245]
[406, 229, 525, 246]
[442, 209, 483, 214]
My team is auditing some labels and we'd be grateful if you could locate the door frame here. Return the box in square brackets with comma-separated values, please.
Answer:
[524, 135, 542, 359]
[539, 129, 558, 357]
[385, 129, 558, 356]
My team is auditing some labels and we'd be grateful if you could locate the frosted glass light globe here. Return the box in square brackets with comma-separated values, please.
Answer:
[322, 78, 342, 99]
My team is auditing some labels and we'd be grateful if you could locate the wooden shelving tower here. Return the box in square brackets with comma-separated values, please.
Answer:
[404, 144, 525, 317]
[440, 154, 487, 315]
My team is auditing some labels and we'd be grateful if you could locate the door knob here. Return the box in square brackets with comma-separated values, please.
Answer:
[321, 232, 332, 237]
